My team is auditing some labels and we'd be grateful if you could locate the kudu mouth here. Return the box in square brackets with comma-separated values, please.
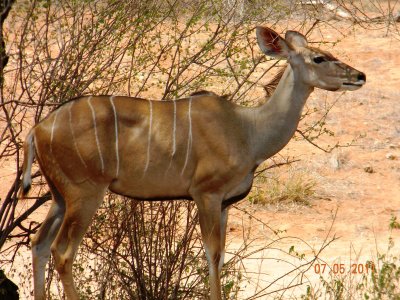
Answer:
[341, 71, 366, 90]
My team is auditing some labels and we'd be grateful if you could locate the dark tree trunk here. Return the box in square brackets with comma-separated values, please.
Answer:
[0, 0, 15, 86]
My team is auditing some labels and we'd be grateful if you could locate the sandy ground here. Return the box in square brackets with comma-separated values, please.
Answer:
[1, 20, 399, 299]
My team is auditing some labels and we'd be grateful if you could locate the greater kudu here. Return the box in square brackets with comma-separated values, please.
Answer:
[20, 26, 366, 300]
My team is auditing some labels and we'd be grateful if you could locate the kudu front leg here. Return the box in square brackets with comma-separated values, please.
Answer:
[219, 208, 228, 273]
[195, 194, 224, 300]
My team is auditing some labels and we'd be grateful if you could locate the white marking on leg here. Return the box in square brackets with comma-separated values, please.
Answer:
[50, 108, 61, 153]
[181, 98, 192, 175]
[88, 97, 104, 174]
[32, 246, 48, 297]
[143, 100, 153, 174]
[218, 251, 225, 272]
[219, 209, 228, 272]
[109, 96, 119, 177]
[204, 244, 216, 277]
[69, 102, 88, 168]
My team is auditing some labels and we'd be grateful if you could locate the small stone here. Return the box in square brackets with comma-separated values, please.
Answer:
[364, 166, 374, 173]
[330, 155, 340, 169]
[386, 153, 397, 160]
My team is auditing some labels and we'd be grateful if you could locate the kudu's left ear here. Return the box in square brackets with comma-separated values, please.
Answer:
[256, 26, 291, 59]
[285, 31, 308, 49]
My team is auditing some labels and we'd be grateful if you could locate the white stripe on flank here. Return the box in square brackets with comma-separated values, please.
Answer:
[165, 100, 177, 174]
[143, 100, 153, 174]
[172, 100, 177, 157]
[88, 97, 105, 174]
[181, 98, 192, 175]
[50, 108, 60, 153]
[110, 96, 119, 177]
[69, 102, 87, 168]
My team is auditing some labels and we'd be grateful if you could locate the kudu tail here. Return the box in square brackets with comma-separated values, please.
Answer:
[19, 131, 35, 198]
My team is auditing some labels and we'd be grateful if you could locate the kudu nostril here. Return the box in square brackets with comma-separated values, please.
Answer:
[358, 72, 366, 82]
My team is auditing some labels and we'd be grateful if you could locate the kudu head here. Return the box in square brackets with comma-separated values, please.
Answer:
[256, 26, 366, 91]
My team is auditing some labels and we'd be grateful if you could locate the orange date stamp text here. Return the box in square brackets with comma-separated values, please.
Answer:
[313, 262, 376, 275]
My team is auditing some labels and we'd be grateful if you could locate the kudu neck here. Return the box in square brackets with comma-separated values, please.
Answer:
[248, 64, 313, 162]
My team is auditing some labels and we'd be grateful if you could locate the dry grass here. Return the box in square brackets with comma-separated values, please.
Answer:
[249, 167, 317, 206]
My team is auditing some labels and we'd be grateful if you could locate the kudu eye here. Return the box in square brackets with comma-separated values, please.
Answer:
[313, 56, 326, 64]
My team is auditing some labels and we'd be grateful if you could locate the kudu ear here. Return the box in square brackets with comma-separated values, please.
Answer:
[285, 31, 308, 49]
[256, 26, 291, 59]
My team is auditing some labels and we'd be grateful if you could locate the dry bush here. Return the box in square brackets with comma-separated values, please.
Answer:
[61, 198, 206, 299]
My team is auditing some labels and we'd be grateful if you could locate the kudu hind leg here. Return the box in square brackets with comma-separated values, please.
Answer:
[195, 195, 224, 300]
[50, 187, 104, 300]
[32, 194, 65, 300]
